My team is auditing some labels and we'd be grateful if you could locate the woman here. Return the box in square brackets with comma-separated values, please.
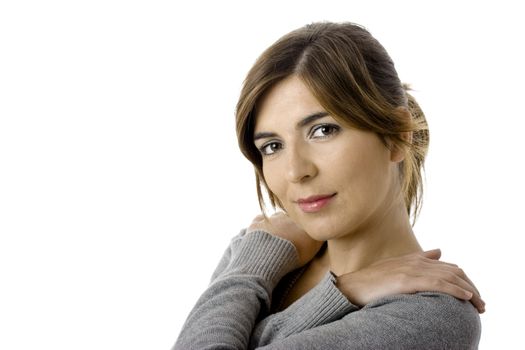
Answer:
[174, 22, 483, 349]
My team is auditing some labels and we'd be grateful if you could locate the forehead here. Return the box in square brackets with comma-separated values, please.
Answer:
[254, 75, 325, 132]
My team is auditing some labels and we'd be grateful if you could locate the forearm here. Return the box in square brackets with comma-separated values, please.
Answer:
[173, 231, 298, 350]
[251, 272, 358, 347]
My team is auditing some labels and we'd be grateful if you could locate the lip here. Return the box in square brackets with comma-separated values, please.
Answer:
[296, 193, 336, 213]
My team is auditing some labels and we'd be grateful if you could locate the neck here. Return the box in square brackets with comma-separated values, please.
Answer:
[324, 199, 422, 276]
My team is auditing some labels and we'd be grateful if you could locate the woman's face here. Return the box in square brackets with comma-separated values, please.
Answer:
[253, 75, 403, 241]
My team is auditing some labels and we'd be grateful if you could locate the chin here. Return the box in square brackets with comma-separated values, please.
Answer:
[297, 213, 357, 242]
[305, 231, 332, 242]
[287, 205, 352, 240]
[301, 222, 343, 242]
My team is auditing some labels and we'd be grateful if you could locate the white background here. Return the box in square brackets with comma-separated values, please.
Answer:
[1, 0, 523, 349]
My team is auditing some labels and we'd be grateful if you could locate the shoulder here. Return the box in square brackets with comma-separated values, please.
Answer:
[350, 292, 481, 349]
[251, 292, 480, 349]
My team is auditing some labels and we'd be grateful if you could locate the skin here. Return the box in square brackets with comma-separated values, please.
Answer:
[248, 75, 485, 313]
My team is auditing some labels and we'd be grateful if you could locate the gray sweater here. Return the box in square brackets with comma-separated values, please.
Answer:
[173, 230, 481, 349]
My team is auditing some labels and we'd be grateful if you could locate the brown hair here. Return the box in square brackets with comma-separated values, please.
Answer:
[236, 22, 429, 223]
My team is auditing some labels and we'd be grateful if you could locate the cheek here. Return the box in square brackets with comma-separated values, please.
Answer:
[328, 141, 392, 204]
[351, 153, 393, 209]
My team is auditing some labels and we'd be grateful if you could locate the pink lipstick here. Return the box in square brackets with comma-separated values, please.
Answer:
[296, 193, 336, 213]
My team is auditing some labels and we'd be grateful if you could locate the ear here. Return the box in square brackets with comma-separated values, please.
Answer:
[390, 143, 404, 163]
[390, 107, 413, 163]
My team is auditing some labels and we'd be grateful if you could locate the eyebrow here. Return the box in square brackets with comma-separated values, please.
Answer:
[253, 111, 330, 141]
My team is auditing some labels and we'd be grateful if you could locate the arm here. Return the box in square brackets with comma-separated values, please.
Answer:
[255, 292, 481, 350]
[335, 249, 485, 313]
[179, 241, 481, 350]
[248, 213, 485, 314]
[250, 271, 359, 348]
[173, 230, 298, 350]
[174, 213, 483, 349]
[209, 230, 242, 283]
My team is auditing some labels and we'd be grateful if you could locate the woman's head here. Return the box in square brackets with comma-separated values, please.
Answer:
[236, 21, 429, 225]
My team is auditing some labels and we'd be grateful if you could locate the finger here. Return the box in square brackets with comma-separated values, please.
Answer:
[457, 270, 481, 297]
[421, 248, 441, 260]
[426, 271, 485, 313]
[415, 277, 474, 302]
[450, 269, 485, 313]
[251, 214, 265, 223]
[424, 258, 458, 268]
[424, 264, 481, 297]
[445, 271, 481, 298]
[457, 285, 485, 314]
[420, 257, 458, 269]
[452, 268, 480, 297]
[469, 294, 486, 314]
[421, 266, 480, 298]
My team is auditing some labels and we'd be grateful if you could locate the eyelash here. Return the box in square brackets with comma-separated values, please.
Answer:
[258, 123, 341, 157]
[309, 123, 340, 139]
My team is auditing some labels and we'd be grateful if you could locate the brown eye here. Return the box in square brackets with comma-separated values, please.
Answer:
[310, 124, 340, 139]
[260, 141, 283, 156]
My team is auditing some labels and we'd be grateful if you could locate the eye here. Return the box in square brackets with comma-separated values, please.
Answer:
[259, 141, 283, 156]
[310, 124, 340, 139]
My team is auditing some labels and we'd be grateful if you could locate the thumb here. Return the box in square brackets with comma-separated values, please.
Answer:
[422, 248, 441, 260]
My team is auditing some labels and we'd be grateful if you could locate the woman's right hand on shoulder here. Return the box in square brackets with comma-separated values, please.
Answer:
[247, 212, 324, 268]
[335, 249, 486, 314]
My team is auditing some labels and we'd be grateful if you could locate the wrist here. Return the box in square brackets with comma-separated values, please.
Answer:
[334, 271, 364, 307]
[229, 230, 299, 285]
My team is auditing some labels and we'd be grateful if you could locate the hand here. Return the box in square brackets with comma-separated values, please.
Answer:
[247, 212, 324, 268]
[335, 249, 486, 313]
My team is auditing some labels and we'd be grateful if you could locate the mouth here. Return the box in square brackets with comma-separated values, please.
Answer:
[295, 193, 337, 213]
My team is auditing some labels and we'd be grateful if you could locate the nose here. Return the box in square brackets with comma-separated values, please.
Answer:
[285, 143, 318, 183]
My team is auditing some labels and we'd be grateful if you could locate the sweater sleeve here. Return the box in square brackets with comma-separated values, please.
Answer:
[208, 230, 239, 283]
[254, 292, 481, 350]
[172, 230, 299, 350]
[250, 272, 359, 347]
